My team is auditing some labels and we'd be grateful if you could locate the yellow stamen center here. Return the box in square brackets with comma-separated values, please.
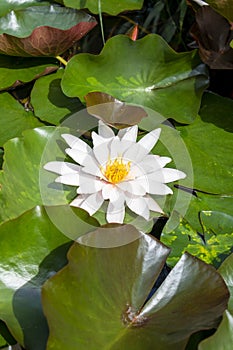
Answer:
[102, 157, 131, 184]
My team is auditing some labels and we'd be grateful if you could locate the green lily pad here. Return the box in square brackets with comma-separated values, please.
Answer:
[198, 253, 233, 349]
[62, 34, 208, 124]
[0, 92, 43, 146]
[0, 206, 71, 349]
[0, 55, 58, 91]
[0, 0, 49, 17]
[0, 126, 68, 223]
[205, 0, 233, 22]
[161, 210, 233, 267]
[31, 68, 84, 125]
[140, 91, 233, 194]
[43, 226, 229, 350]
[0, 5, 96, 38]
[59, 0, 144, 15]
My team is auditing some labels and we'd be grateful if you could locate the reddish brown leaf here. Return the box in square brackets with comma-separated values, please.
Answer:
[0, 21, 97, 57]
[85, 92, 148, 129]
[190, 6, 233, 69]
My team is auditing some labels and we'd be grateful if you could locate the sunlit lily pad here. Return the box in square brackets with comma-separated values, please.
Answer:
[43, 226, 229, 350]
[58, 0, 144, 15]
[0, 206, 71, 348]
[62, 34, 208, 124]
[0, 92, 43, 146]
[0, 5, 97, 56]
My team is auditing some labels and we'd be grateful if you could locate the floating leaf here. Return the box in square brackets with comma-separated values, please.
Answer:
[198, 254, 233, 349]
[161, 210, 233, 267]
[85, 91, 147, 128]
[0, 206, 71, 349]
[62, 34, 208, 124]
[43, 227, 228, 350]
[0, 92, 43, 146]
[0, 1, 49, 17]
[0, 5, 97, 56]
[191, 6, 233, 69]
[58, 0, 144, 15]
[205, 0, 233, 22]
[0, 55, 58, 91]
[31, 69, 84, 125]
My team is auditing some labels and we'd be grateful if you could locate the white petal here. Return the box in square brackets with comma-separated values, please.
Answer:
[145, 195, 163, 213]
[118, 125, 138, 142]
[117, 180, 147, 196]
[93, 139, 110, 166]
[43, 161, 80, 175]
[102, 184, 122, 202]
[62, 134, 92, 153]
[136, 155, 171, 175]
[70, 194, 86, 207]
[82, 156, 103, 178]
[152, 168, 186, 183]
[123, 143, 146, 163]
[91, 131, 109, 148]
[72, 192, 104, 215]
[147, 180, 173, 195]
[106, 200, 125, 223]
[138, 128, 161, 153]
[65, 148, 92, 166]
[55, 173, 79, 186]
[125, 195, 150, 220]
[77, 173, 103, 194]
[109, 138, 132, 159]
[98, 120, 115, 138]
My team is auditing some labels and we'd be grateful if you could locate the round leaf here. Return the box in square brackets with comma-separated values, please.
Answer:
[0, 206, 71, 348]
[0, 92, 43, 146]
[61, 0, 144, 15]
[42, 228, 228, 350]
[205, 0, 233, 22]
[177, 92, 233, 194]
[0, 55, 58, 91]
[31, 69, 84, 125]
[0, 0, 49, 17]
[62, 34, 208, 124]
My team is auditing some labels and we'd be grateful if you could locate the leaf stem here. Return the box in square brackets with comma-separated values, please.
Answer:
[56, 55, 68, 66]
[98, 0, 105, 45]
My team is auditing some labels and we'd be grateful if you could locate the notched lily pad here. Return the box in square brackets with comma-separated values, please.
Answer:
[43, 227, 229, 350]
[0, 6, 97, 57]
[85, 92, 147, 129]
[62, 34, 208, 124]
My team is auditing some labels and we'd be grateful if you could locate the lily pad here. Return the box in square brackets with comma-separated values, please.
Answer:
[59, 0, 144, 15]
[198, 253, 233, 349]
[0, 55, 58, 91]
[43, 226, 229, 350]
[0, 0, 49, 17]
[85, 91, 148, 128]
[205, 0, 233, 22]
[31, 68, 84, 125]
[161, 210, 233, 267]
[0, 92, 43, 146]
[62, 34, 208, 124]
[0, 6, 97, 57]
[0, 206, 71, 349]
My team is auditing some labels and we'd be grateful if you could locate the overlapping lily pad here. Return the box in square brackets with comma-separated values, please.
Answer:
[0, 0, 49, 17]
[62, 34, 208, 124]
[0, 206, 71, 349]
[205, 0, 233, 22]
[0, 92, 43, 146]
[0, 55, 58, 91]
[199, 253, 233, 349]
[43, 227, 229, 350]
[0, 5, 97, 56]
[58, 0, 144, 15]
[31, 69, 84, 125]
[161, 210, 233, 267]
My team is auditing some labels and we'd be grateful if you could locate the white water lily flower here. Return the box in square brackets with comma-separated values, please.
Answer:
[44, 121, 186, 223]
